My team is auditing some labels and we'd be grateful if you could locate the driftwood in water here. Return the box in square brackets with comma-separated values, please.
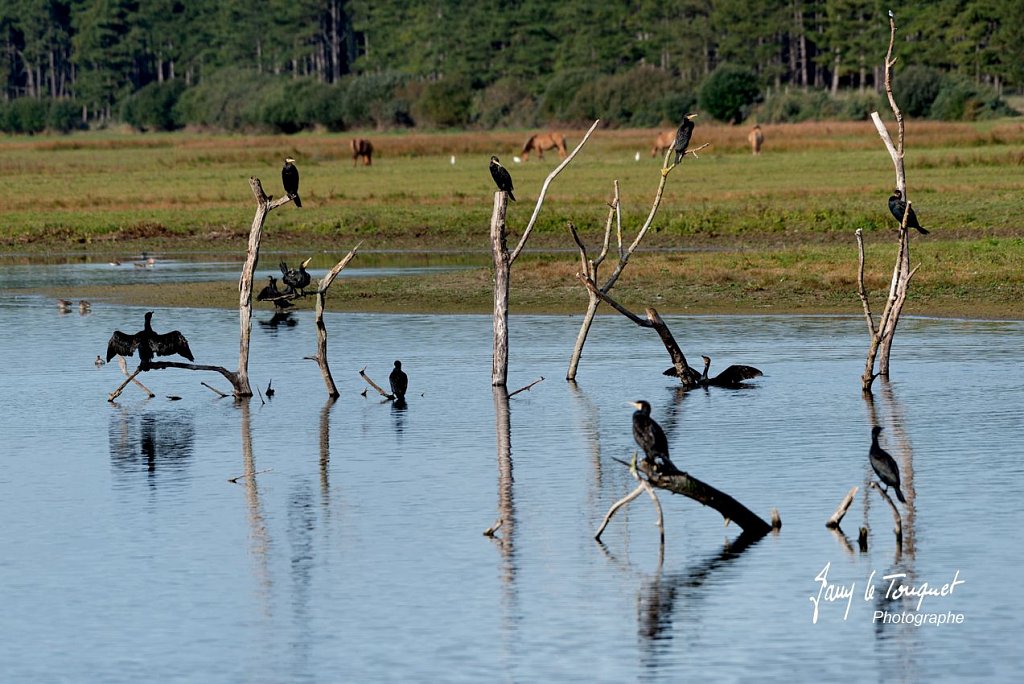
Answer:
[859, 14, 922, 393]
[490, 119, 601, 387]
[359, 366, 394, 400]
[595, 455, 779, 543]
[575, 276, 700, 388]
[308, 245, 361, 398]
[567, 142, 709, 382]
[825, 486, 859, 529]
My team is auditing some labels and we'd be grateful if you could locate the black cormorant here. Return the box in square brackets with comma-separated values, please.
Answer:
[282, 157, 302, 207]
[698, 355, 763, 387]
[389, 360, 408, 401]
[869, 426, 906, 504]
[106, 311, 195, 368]
[280, 258, 313, 295]
[887, 189, 928, 234]
[489, 156, 516, 201]
[630, 400, 682, 476]
[672, 114, 698, 164]
[256, 275, 293, 308]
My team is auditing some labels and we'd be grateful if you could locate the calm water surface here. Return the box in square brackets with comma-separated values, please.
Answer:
[1, 288, 1022, 682]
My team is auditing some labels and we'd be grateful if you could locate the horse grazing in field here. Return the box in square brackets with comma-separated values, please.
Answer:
[651, 130, 675, 158]
[748, 125, 764, 155]
[521, 132, 567, 161]
[351, 138, 373, 166]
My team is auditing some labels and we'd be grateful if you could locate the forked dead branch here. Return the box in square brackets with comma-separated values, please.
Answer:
[566, 143, 709, 383]
[595, 454, 780, 546]
[858, 13, 923, 393]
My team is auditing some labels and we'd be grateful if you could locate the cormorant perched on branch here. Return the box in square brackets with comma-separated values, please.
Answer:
[389, 360, 408, 401]
[672, 114, 698, 164]
[869, 426, 906, 503]
[256, 275, 293, 308]
[282, 157, 302, 207]
[106, 311, 194, 368]
[280, 258, 312, 295]
[630, 400, 682, 476]
[489, 156, 516, 201]
[887, 189, 928, 234]
[698, 355, 763, 387]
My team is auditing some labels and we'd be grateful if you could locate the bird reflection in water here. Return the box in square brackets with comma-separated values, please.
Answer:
[635, 533, 762, 669]
[258, 311, 298, 331]
[108, 408, 195, 483]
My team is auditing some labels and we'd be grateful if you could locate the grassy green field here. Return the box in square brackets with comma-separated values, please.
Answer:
[2, 121, 1023, 318]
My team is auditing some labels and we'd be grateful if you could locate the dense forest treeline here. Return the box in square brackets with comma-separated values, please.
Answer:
[1, 0, 1021, 134]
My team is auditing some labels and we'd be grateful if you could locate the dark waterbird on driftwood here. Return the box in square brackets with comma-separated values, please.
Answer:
[662, 355, 761, 387]
[280, 258, 312, 295]
[672, 114, 699, 164]
[256, 275, 293, 308]
[698, 355, 763, 387]
[630, 400, 682, 476]
[887, 189, 928, 234]
[282, 157, 302, 207]
[389, 360, 408, 401]
[869, 426, 906, 504]
[489, 156, 516, 201]
[106, 311, 194, 368]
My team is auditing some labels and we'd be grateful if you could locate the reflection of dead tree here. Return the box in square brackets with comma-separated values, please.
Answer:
[567, 143, 709, 383]
[853, 386, 914, 554]
[491, 119, 600, 388]
[485, 388, 516, 574]
[307, 245, 361, 398]
[107, 177, 291, 401]
[859, 13, 922, 393]
[576, 276, 701, 388]
[596, 456, 780, 544]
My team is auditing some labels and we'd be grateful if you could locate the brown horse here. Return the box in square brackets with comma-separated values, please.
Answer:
[651, 130, 676, 158]
[521, 132, 567, 161]
[748, 125, 764, 155]
[351, 138, 373, 166]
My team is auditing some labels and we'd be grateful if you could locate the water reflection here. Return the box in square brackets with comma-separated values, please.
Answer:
[239, 400, 273, 613]
[635, 533, 763, 671]
[319, 398, 334, 508]
[108, 405, 195, 483]
[862, 384, 917, 559]
[258, 311, 299, 331]
[490, 388, 520, 659]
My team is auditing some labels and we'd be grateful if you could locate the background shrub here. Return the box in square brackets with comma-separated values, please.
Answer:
[699, 64, 761, 123]
[894, 66, 944, 118]
[412, 78, 473, 128]
[122, 81, 185, 131]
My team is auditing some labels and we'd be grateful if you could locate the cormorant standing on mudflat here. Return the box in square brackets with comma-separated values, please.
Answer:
[869, 426, 906, 503]
[106, 311, 194, 368]
[489, 156, 516, 201]
[282, 157, 302, 207]
[630, 400, 682, 476]
[672, 114, 698, 164]
[887, 189, 928, 234]
[389, 360, 408, 401]
[280, 258, 312, 295]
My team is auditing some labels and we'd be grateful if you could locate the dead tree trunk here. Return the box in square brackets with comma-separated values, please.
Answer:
[859, 14, 922, 393]
[309, 245, 361, 398]
[239, 177, 294, 395]
[576, 275, 701, 389]
[490, 119, 601, 387]
[567, 143, 709, 382]
[595, 456, 779, 542]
